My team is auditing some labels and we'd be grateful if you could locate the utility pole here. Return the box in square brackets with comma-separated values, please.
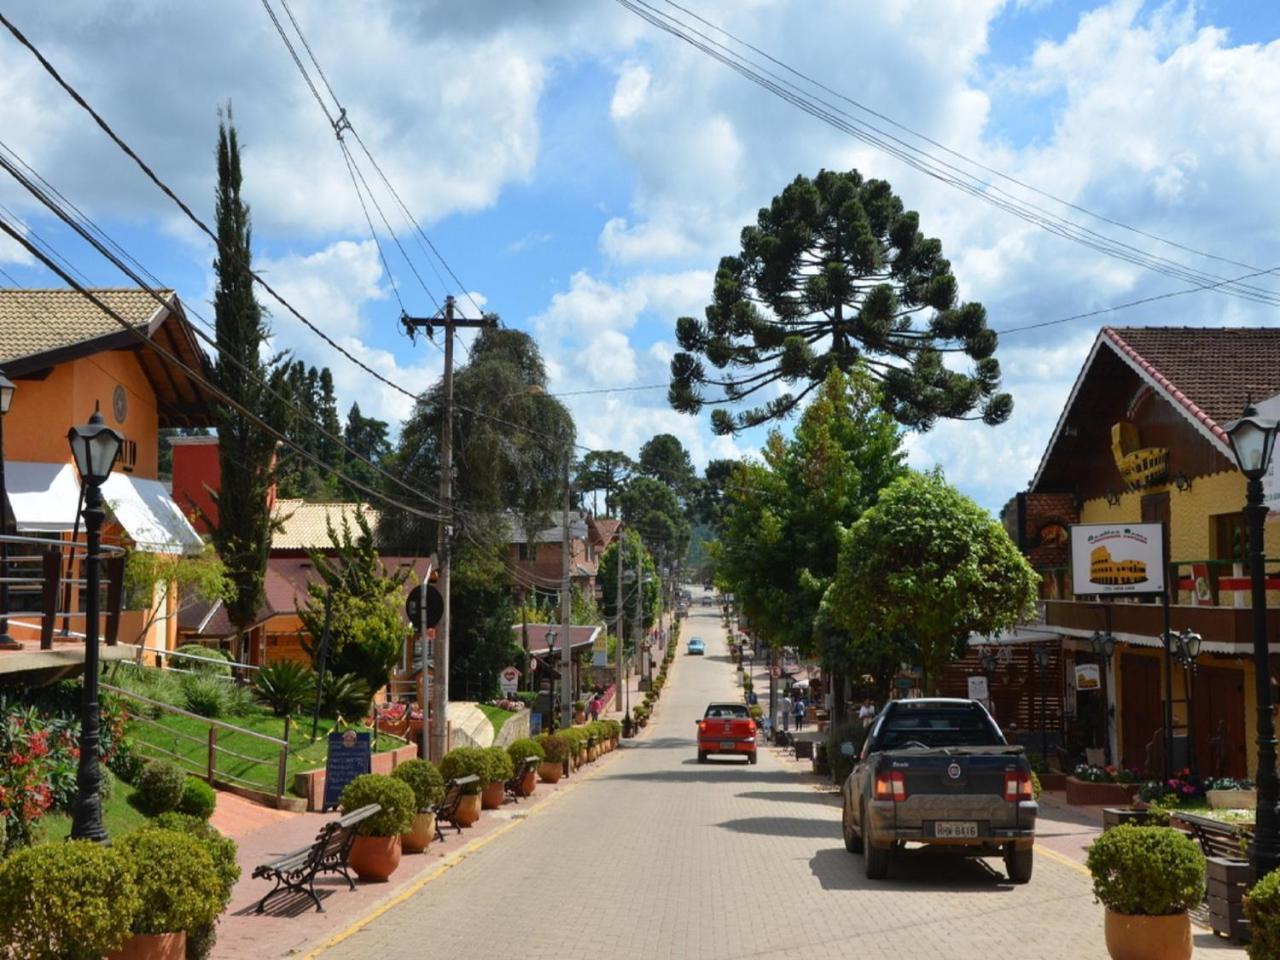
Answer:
[615, 525, 624, 714]
[401, 296, 496, 762]
[561, 458, 573, 730]
[634, 545, 643, 690]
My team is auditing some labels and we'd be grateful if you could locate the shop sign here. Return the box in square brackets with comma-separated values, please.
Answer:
[1074, 664, 1101, 691]
[1070, 522, 1165, 595]
[967, 675, 989, 701]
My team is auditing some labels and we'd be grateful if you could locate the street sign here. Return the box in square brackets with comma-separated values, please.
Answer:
[499, 666, 520, 695]
[967, 675, 989, 701]
[405, 584, 444, 631]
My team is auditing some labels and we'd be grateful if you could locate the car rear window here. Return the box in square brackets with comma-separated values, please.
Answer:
[876, 706, 1004, 749]
[705, 704, 749, 719]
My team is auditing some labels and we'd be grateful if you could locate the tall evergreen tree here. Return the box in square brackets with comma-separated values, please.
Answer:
[338, 401, 391, 500]
[207, 111, 283, 661]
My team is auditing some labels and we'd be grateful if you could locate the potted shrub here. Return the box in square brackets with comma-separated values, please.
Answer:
[506, 738, 545, 796]
[439, 747, 488, 825]
[114, 828, 225, 960]
[0, 841, 140, 960]
[574, 699, 587, 724]
[143, 814, 239, 960]
[391, 759, 446, 853]
[1086, 824, 1205, 960]
[338, 773, 416, 881]
[1244, 864, 1280, 960]
[536, 733, 569, 783]
[482, 747, 514, 809]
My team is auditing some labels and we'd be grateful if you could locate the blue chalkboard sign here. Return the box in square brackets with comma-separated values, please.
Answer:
[322, 731, 372, 812]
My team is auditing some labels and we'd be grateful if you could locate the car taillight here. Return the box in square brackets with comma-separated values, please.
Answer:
[1004, 771, 1034, 802]
[873, 771, 906, 801]
[698, 721, 707, 735]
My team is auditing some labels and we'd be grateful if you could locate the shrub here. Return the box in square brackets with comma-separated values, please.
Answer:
[1246, 867, 1280, 960]
[1087, 825, 1205, 916]
[507, 737, 545, 767]
[313, 672, 372, 719]
[175, 644, 234, 677]
[537, 733, 568, 764]
[339, 773, 415, 836]
[115, 829, 225, 935]
[148, 814, 241, 903]
[0, 840, 140, 960]
[440, 747, 490, 791]
[136, 759, 187, 815]
[604, 719, 622, 739]
[391, 759, 445, 811]
[180, 673, 233, 718]
[253, 660, 315, 717]
[484, 745, 515, 783]
[179, 777, 217, 820]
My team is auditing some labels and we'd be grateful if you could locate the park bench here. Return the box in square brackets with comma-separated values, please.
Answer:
[1172, 810, 1251, 860]
[433, 774, 479, 841]
[504, 755, 540, 803]
[252, 803, 381, 914]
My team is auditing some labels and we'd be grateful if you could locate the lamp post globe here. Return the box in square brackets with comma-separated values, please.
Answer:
[0, 371, 17, 650]
[1225, 402, 1279, 480]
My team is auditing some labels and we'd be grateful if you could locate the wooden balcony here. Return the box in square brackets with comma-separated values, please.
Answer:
[1041, 598, 1280, 649]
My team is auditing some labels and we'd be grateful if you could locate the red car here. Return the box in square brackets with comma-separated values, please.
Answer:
[696, 702, 758, 764]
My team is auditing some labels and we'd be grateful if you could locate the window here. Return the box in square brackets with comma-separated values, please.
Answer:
[118, 438, 137, 473]
[517, 542, 532, 562]
[1213, 512, 1247, 562]
[876, 704, 1005, 749]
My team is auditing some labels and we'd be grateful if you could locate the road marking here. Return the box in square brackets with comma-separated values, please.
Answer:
[302, 750, 617, 958]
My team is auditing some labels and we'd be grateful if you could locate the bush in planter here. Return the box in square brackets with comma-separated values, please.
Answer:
[0, 840, 140, 960]
[179, 777, 218, 820]
[136, 759, 187, 814]
[140, 815, 239, 960]
[440, 746, 491, 791]
[1245, 867, 1280, 960]
[115, 829, 224, 937]
[537, 733, 569, 764]
[507, 737, 546, 767]
[484, 746, 515, 784]
[339, 774, 416, 835]
[1086, 825, 1205, 916]
[392, 759, 446, 811]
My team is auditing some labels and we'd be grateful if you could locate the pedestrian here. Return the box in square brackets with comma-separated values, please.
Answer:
[858, 698, 876, 726]
[781, 692, 793, 732]
[588, 693, 601, 721]
[793, 695, 806, 732]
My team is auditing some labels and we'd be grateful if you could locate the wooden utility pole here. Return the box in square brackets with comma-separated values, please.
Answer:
[615, 524, 624, 713]
[401, 296, 495, 762]
[560, 460, 573, 731]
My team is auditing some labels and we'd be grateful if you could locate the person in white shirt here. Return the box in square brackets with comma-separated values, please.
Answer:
[781, 693, 793, 732]
[858, 699, 876, 725]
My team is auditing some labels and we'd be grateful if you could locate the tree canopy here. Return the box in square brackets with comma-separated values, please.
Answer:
[830, 470, 1038, 694]
[615, 476, 691, 575]
[636, 433, 695, 496]
[575, 450, 633, 517]
[668, 168, 1013, 435]
[598, 529, 661, 648]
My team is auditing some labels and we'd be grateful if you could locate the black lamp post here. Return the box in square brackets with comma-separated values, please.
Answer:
[1090, 630, 1117, 761]
[1224, 400, 1280, 877]
[544, 629, 559, 734]
[1171, 628, 1202, 778]
[67, 404, 123, 843]
[1033, 645, 1051, 768]
[0, 371, 17, 650]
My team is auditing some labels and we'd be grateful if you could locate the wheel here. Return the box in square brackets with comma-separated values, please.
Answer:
[862, 803, 889, 879]
[842, 798, 863, 854]
[1004, 845, 1033, 884]
[748, 751, 758, 765]
[697, 751, 707, 763]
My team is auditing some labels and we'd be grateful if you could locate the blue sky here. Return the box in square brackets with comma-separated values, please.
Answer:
[2, 0, 1278, 515]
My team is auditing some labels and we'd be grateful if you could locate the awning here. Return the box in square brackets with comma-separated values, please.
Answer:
[6, 461, 82, 532]
[101, 473, 203, 555]
[967, 627, 1064, 647]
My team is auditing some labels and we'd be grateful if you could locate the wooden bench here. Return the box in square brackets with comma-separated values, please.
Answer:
[504, 756, 540, 803]
[1173, 810, 1251, 861]
[433, 775, 479, 841]
[252, 804, 381, 914]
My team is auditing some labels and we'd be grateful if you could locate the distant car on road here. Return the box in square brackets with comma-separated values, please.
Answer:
[686, 637, 705, 655]
[840, 698, 1036, 883]
[696, 702, 757, 764]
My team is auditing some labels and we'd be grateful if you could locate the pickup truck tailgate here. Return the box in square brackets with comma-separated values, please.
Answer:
[880, 748, 1034, 837]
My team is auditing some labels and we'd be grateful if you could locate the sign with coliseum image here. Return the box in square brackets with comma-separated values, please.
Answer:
[1069, 522, 1165, 596]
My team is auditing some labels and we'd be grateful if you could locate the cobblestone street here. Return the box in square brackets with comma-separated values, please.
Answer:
[314, 602, 1245, 960]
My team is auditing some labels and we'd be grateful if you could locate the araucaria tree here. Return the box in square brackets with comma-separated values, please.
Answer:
[831, 471, 1038, 695]
[668, 169, 1012, 434]
[207, 112, 284, 661]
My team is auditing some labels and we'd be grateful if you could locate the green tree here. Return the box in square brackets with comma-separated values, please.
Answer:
[575, 450, 633, 517]
[338, 402, 391, 500]
[207, 111, 286, 661]
[448, 538, 521, 702]
[615, 476, 691, 575]
[597, 530, 661, 650]
[668, 168, 1012, 435]
[831, 470, 1038, 695]
[298, 509, 410, 697]
[636, 433, 695, 497]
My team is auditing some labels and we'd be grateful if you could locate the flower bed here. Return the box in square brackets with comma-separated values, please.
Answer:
[1066, 766, 1141, 806]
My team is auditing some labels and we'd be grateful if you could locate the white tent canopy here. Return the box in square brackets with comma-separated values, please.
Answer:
[101, 473, 203, 555]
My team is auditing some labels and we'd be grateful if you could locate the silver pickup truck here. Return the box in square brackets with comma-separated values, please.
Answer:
[839, 698, 1037, 882]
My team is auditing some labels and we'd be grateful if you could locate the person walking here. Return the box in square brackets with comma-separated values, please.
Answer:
[793, 695, 806, 732]
[588, 693, 602, 722]
[858, 698, 876, 726]
[781, 692, 793, 732]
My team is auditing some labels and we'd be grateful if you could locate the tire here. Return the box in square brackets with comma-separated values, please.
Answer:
[842, 798, 863, 854]
[1004, 845, 1033, 884]
[748, 751, 757, 765]
[697, 751, 707, 763]
[862, 803, 889, 879]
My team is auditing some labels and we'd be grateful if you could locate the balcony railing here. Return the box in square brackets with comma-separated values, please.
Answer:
[0, 532, 125, 652]
[1038, 558, 1280, 609]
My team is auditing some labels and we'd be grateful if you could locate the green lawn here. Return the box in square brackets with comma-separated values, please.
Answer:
[35, 777, 150, 844]
[476, 703, 516, 737]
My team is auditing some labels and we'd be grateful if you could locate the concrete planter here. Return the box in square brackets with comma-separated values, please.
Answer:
[1207, 788, 1256, 810]
[1065, 777, 1139, 807]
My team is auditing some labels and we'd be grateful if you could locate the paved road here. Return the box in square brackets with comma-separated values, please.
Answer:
[321, 596, 1233, 960]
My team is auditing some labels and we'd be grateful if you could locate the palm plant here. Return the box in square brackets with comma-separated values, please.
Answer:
[252, 661, 313, 718]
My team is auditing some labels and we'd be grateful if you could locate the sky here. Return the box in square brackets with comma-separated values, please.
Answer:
[1, 0, 1279, 515]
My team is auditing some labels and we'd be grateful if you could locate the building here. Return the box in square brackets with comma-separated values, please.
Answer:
[505, 510, 617, 601]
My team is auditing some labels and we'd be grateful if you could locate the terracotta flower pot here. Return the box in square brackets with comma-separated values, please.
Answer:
[1103, 909, 1191, 960]
[481, 780, 505, 809]
[455, 792, 482, 826]
[520, 771, 537, 796]
[401, 811, 437, 853]
[348, 834, 402, 882]
[539, 761, 563, 784]
[108, 932, 186, 960]
[575, 710, 587, 724]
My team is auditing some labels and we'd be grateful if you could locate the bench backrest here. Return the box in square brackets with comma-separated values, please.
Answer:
[438, 775, 479, 815]
[306, 821, 350, 871]
[510, 756, 539, 782]
[1178, 812, 1250, 859]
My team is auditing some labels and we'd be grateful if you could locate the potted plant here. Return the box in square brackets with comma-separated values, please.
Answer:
[1206, 777, 1256, 810]
[1244, 864, 1280, 959]
[339, 773, 415, 881]
[1067, 764, 1142, 806]
[439, 747, 488, 825]
[482, 747, 514, 808]
[1086, 824, 1205, 960]
[574, 699, 587, 724]
[113, 828, 224, 960]
[0, 841, 141, 960]
[506, 738, 545, 796]
[391, 759, 446, 853]
[536, 733, 569, 782]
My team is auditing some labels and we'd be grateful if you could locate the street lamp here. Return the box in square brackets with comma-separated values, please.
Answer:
[1032, 645, 1051, 769]
[544, 629, 559, 733]
[67, 404, 123, 843]
[1224, 399, 1280, 877]
[0, 371, 17, 650]
[1171, 628, 1202, 778]
[1090, 630, 1116, 762]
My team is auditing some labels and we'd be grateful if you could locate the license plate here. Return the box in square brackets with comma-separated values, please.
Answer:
[720, 741, 736, 750]
[935, 821, 978, 839]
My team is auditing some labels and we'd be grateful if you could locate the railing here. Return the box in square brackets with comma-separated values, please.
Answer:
[0, 532, 125, 649]
[1038, 558, 1280, 608]
[104, 683, 290, 800]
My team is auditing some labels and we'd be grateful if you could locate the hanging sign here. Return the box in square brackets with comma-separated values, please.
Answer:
[1070, 523, 1166, 595]
[967, 675, 989, 701]
[499, 666, 520, 695]
[1074, 664, 1101, 691]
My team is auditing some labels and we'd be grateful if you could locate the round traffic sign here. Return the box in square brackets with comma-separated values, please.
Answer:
[406, 584, 444, 631]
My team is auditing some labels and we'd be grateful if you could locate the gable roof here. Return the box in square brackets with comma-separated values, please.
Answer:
[504, 510, 589, 544]
[271, 499, 380, 552]
[588, 517, 621, 547]
[1030, 326, 1280, 491]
